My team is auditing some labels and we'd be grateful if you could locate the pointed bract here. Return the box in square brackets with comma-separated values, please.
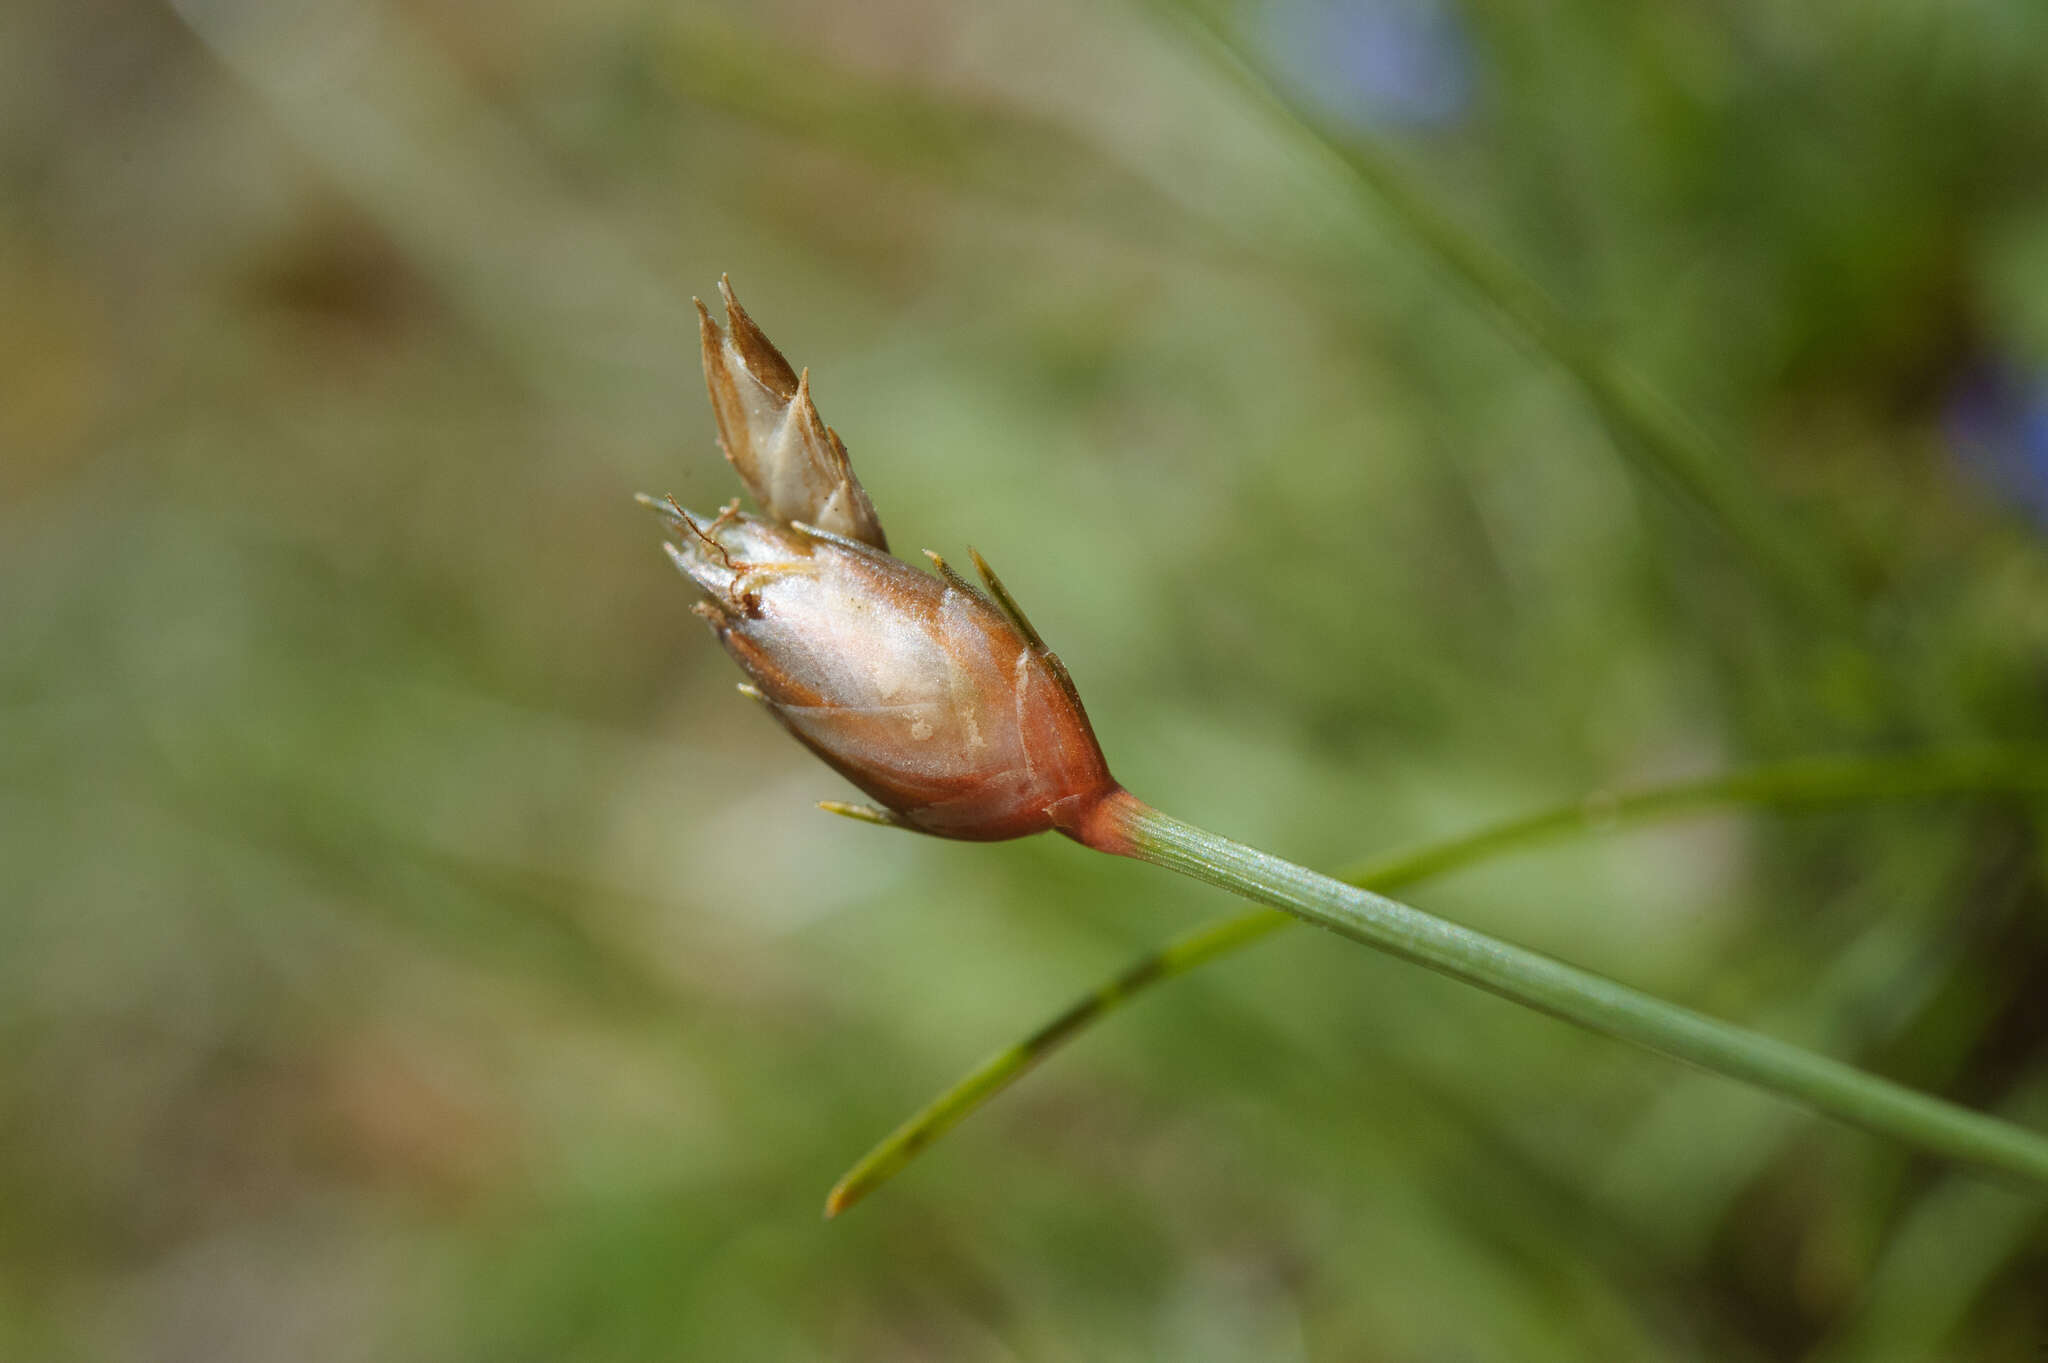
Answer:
[698, 278, 888, 551]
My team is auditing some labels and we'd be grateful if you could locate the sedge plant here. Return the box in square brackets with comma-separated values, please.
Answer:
[643, 279, 2048, 1215]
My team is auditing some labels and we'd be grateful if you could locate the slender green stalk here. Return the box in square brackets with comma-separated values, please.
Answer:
[1110, 795, 2048, 1187]
[825, 749, 2048, 1216]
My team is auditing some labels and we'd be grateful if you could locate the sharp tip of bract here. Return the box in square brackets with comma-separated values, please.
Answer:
[817, 801, 907, 830]
[718, 275, 750, 334]
[637, 493, 695, 531]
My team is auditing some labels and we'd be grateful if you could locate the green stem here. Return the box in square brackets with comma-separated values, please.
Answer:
[1108, 795, 2048, 1188]
[824, 749, 2048, 1216]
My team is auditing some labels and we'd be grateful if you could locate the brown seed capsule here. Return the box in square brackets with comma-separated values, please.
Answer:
[645, 281, 1129, 848]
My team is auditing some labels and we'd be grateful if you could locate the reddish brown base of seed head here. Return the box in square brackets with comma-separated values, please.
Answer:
[779, 722, 1117, 844]
[783, 715, 1128, 846]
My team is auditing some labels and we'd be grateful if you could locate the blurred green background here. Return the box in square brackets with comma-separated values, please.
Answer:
[7, 0, 2048, 1357]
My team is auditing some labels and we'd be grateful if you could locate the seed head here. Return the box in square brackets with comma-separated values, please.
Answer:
[645, 281, 1130, 849]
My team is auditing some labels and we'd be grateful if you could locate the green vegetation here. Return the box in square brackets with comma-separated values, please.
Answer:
[5, 1, 2048, 1358]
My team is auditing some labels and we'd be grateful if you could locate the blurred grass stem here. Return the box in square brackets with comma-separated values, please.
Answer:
[1142, 0, 1852, 621]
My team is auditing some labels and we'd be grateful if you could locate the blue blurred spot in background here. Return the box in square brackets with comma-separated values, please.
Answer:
[1947, 360, 2048, 527]
[1261, 0, 1474, 130]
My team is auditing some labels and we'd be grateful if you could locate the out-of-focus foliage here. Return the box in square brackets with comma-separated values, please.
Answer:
[4, 0, 2047, 1358]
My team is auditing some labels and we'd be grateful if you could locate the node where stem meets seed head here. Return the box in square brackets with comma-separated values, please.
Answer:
[643, 279, 1134, 850]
